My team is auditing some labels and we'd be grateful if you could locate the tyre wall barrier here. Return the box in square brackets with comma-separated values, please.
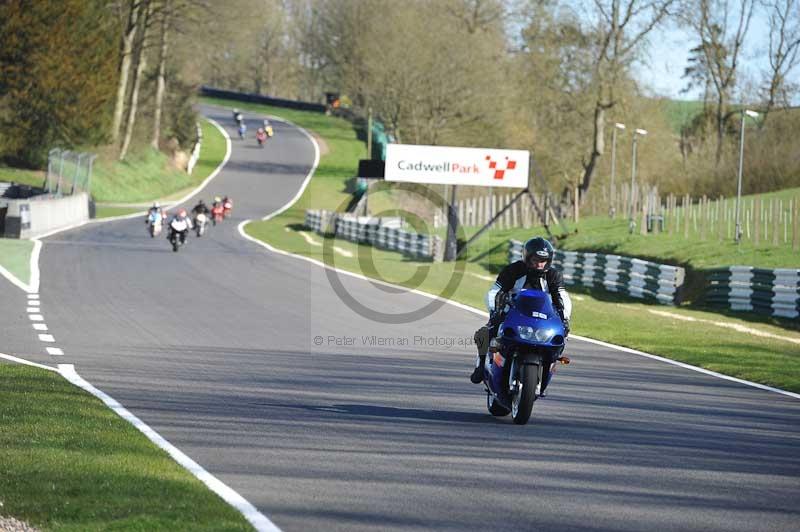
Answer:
[703, 266, 799, 319]
[305, 210, 442, 261]
[508, 240, 685, 305]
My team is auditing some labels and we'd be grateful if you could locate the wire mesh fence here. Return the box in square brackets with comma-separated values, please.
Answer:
[45, 148, 96, 196]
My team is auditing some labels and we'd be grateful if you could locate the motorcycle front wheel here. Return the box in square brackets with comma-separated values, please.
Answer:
[511, 363, 538, 425]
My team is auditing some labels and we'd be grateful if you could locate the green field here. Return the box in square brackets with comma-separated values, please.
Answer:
[0, 364, 253, 531]
[222, 97, 800, 393]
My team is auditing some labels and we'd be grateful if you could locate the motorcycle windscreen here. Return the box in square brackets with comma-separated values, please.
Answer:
[515, 289, 558, 320]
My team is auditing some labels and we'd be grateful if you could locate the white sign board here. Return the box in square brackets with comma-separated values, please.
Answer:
[385, 144, 529, 188]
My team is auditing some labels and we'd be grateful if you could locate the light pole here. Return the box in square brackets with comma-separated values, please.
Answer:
[628, 128, 647, 231]
[735, 109, 759, 243]
[610, 122, 626, 218]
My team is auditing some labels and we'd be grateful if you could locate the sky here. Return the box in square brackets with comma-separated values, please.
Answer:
[633, 7, 792, 102]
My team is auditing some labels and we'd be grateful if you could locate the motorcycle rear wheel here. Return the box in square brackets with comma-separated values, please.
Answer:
[511, 364, 538, 425]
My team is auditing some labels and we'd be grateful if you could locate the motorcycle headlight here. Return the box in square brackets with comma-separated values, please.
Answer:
[517, 326, 535, 341]
[517, 326, 555, 343]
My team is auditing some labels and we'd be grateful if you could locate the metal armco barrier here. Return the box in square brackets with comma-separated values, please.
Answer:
[305, 210, 442, 260]
[704, 267, 800, 319]
[201, 86, 326, 113]
[508, 240, 685, 305]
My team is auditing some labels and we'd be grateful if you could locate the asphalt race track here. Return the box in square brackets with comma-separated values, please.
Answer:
[2, 105, 799, 532]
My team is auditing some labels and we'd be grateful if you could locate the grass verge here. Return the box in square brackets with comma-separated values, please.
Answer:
[0, 239, 33, 285]
[220, 98, 800, 393]
[94, 206, 145, 219]
[0, 364, 253, 531]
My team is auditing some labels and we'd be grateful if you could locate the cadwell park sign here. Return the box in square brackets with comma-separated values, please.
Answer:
[385, 144, 529, 188]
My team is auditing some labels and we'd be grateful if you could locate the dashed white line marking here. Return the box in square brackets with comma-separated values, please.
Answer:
[38, 334, 55, 342]
[33, 323, 48, 331]
[28, 300, 41, 306]
[27, 294, 40, 299]
[26, 307, 40, 313]
[46, 347, 64, 356]
[28, 314, 44, 321]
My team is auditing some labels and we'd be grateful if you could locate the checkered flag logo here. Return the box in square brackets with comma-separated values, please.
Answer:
[485, 155, 517, 180]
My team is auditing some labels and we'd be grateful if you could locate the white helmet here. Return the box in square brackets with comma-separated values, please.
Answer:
[153, 202, 160, 208]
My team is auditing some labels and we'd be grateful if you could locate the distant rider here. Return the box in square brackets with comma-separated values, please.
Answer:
[470, 237, 572, 396]
[168, 208, 192, 245]
[146, 202, 164, 225]
[192, 199, 209, 218]
[222, 195, 233, 217]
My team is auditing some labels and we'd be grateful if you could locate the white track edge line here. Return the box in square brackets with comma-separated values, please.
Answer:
[235, 116, 799, 402]
[57, 364, 281, 532]
[0, 262, 31, 292]
[0, 352, 57, 372]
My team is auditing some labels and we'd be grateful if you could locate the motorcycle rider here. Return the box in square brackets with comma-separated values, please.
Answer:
[256, 127, 267, 146]
[168, 208, 192, 245]
[211, 196, 224, 225]
[470, 237, 572, 396]
[191, 199, 210, 232]
[191, 199, 209, 218]
[145, 202, 163, 227]
[222, 195, 233, 217]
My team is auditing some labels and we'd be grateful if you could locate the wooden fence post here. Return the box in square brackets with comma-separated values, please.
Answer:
[684, 195, 690, 239]
[792, 197, 798, 251]
[754, 197, 761, 246]
[773, 199, 780, 246]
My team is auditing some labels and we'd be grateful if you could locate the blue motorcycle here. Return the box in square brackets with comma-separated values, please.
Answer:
[481, 288, 568, 425]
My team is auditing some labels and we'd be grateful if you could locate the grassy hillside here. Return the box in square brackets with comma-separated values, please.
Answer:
[0, 117, 226, 204]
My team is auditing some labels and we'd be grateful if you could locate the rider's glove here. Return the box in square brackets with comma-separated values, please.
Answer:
[562, 318, 571, 337]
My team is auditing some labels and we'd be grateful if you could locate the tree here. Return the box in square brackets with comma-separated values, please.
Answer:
[576, 0, 675, 199]
[119, 0, 152, 161]
[151, 0, 171, 149]
[682, 0, 755, 164]
[762, 0, 800, 124]
[111, 1, 144, 145]
[0, 0, 118, 167]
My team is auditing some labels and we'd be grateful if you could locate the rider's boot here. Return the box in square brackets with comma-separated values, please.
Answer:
[470, 355, 485, 384]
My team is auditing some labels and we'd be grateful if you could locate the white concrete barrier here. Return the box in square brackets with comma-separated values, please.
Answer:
[3, 192, 89, 238]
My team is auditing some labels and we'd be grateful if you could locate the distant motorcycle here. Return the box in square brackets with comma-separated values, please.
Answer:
[168, 218, 189, 252]
[146, 211, 162, 238]
[194, 212, 207, 237]
[223, 199, 233, 219]
[211, 204, 224, 225]
[256, 128, 267, 147]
